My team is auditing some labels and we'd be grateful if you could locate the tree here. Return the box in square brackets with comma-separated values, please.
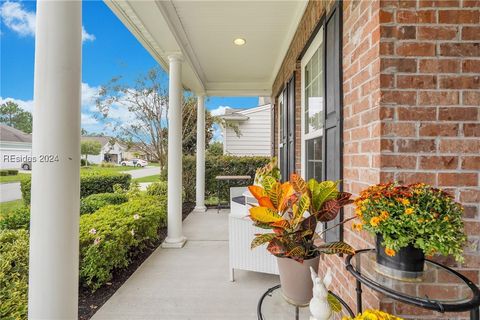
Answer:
[207, 141, 223, 156]
[181, 95, 215, 155]
[0, 101, 33, 133]
[96, 67, 215, 167]
[81, 140, 102, 166]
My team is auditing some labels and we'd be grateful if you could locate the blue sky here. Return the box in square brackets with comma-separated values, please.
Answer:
[0, 1, 259, 140]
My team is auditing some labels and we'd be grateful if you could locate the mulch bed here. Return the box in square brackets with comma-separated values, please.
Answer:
[78, 202, 195, 320]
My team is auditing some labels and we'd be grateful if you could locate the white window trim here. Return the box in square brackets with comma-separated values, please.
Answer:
[300, 27, 324, 179]
[277, 93, 284, 162]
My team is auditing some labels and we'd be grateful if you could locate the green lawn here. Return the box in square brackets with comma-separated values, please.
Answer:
[0, 173, 30, 184]
[80, 165, 142, 174]
[0, 200, 23, 216]
[205, 196, 219, 206]
[133, 175, 161, 183]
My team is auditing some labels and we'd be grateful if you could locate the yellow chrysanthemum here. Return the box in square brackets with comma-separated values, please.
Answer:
[380, 211, 389, 220]
[405, 208, 414, 215]
[370, 217, 381, 227]
[400, 198, 410, 206]
[385, 248, 396, 257]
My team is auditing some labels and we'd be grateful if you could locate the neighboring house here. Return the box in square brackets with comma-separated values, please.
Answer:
[123, 143, 155, 162]
[0, 124, 32, 169]
[81, 136, 126, 164]
[219, 102, 272, 157]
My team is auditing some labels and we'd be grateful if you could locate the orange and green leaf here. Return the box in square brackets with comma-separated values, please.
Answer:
[316, 241, 355, 255]
[291, 173, 308, 194]
[249, 206, 283, 223]
[251, 233, 277, 249]
[271, 219, 290, 230]
[258, 196, 275, 210]
[248, 185, 267, 201]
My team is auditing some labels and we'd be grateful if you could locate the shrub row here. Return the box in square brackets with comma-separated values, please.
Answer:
[0, 169, 18, 176]
[164, 155, 270, 202]
[0, 229, 29, 320]
[0, 194, 168, 319]
[0, 207, 30, 231]
[146, 181, 168, 196]
[20, 172, 131, 204]
[79, 195, 167, 290]
[80, 193, 129, 215]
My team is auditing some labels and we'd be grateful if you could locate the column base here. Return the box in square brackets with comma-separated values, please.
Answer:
[161, 236, 187, 249]
[194, 205, 207, 212]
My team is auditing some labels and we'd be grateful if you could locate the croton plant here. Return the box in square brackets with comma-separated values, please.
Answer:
[248, 172, 355, 262]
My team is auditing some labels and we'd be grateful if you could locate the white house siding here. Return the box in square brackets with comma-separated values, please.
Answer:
[224, 105, 272, 157]
[0, 142, 32, 169]
[85, 142, 125, 164]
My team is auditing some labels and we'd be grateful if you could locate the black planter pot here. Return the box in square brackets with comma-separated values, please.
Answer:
[376, 235, 425, 273]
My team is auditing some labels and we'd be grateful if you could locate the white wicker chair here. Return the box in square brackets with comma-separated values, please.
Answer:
[228, 187, 279, 281]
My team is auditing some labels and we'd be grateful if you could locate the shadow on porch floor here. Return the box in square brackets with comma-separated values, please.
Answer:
[92, 209, 279, 320]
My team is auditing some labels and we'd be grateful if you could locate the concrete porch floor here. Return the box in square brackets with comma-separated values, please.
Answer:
[92, 209, 279, 320]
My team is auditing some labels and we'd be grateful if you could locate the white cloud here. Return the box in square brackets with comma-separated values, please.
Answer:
[0, 1, 95, 43]
[0, 96, 34, 112]
[82, 26, 95, 42]
[0, 1, 34, 36]
[210, 105, 230, 116]
[211, 124, 223, 142]
[81, 113, 98, 125]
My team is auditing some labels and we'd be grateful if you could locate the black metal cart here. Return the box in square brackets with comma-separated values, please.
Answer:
[345, 249, 480, 320]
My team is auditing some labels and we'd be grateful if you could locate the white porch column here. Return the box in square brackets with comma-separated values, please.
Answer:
[194, 95, 207, 212]
[28, 1, 82, 319]
[162, 55, 187, 248]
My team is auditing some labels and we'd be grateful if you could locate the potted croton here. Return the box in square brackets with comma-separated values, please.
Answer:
[353, 183, 466, 278]
[248, 172, 354, 306]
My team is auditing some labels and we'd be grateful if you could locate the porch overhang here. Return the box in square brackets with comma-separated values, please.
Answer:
[104, 0, 308, 96]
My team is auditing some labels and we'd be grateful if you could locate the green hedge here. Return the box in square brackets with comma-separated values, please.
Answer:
[20, 173, 131, 205]
[79, 195, 167, 290]
[0, 196, 168, 319]
[0, 229, 29, 320]
[163, 155, 270, 202]
[0, 206, 30, 231]
[146, 181, 168, 196]
[0, 170, 19, 176]
[80, 193, 129, 215]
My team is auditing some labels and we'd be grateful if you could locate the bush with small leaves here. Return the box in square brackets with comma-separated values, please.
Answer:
[0, 229, 29, 320]
[21, 172, 131, 205]
[79, 195, 167, 291]
[146, 181, 168, 196]
[0, 206, 30, 230]
[80, 193, 129, 215]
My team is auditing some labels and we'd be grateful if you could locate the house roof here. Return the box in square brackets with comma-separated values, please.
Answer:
[81, 136, 115, 147]
[105, 0, 308, 96]
[0, 124, 32, 143]
[218, 104, 271, 122]
[218, 108, 249, 121]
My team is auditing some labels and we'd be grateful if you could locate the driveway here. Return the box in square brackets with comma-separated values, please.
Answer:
[122, 166, 160, 179]
[0, 182, 22, 202]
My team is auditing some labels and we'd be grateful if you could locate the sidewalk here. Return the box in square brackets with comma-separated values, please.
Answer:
[92, 209, 279, 320]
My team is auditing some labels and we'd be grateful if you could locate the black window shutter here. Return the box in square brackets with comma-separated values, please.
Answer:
[323, 5, 343, 242]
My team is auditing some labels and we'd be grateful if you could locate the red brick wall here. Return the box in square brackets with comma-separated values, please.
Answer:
[323, 0, 384, 313]
[377, 0, 480, 318]
[271, 0, 479, 318]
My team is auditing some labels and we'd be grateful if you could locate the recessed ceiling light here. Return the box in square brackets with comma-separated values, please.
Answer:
[233, 38, 246, 46]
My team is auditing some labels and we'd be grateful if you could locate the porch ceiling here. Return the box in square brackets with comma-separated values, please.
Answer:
[105, 0, 308, 96]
